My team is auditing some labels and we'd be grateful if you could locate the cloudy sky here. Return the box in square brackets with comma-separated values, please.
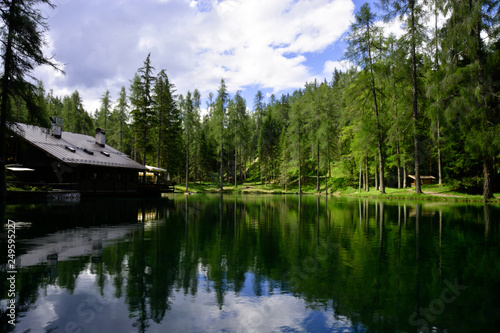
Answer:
[35, 0, 383, 113]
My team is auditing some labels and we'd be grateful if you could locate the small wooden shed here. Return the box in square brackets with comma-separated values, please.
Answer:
[408, 175, 436, 187]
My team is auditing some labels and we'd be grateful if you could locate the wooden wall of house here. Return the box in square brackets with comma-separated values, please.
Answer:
[78, 167, 139, 194]
[7, 134, 142, 195]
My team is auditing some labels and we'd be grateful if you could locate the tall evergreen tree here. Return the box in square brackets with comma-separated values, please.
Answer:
[130, 53, 156, 166]
[213, 79, 228, 190]
[0, 0, 61, 197]
[287, 90, 306, 194]
[440, 0, 500, 200]
[227, 91, 248, 187]
[380, 0, 427, 194]
[346, 3, 386, 194]
[61, 90, 93, 135]
[253, 90, 266, 182]
[181, 91, 195, 191]
[154, 69, 181, 176]
[97, 89, 111, 131]
[111, 86, 129, 151]
[191, 89, 202, 183]
[383, 34, 411, 189]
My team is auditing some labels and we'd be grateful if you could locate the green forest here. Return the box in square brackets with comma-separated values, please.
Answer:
[4, 0, 500, 200]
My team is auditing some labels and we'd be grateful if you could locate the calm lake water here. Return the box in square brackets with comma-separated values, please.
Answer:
[1, 194, 499, 333]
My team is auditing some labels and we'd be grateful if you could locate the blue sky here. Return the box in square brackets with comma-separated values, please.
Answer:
[35, 0, 383, 112]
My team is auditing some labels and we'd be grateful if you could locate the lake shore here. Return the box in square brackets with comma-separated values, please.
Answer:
[175, 182, 500, 204]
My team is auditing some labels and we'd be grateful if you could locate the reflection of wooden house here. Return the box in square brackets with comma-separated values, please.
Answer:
[7, 120, 147, 196]
[408, 175, 436, 187]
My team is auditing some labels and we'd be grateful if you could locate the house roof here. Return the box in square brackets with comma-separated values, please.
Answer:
[9, 122, 146, 170]
[408, 175, 436, 180]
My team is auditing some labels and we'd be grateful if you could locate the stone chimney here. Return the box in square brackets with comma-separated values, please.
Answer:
[95, 128, 105, 147]
[50, 117, 63, 139]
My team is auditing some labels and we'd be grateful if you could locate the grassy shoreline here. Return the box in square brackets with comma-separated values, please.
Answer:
[175, 182, 500, 204]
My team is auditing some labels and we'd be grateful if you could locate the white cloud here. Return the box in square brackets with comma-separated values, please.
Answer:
[375, 15, 406, 38]
[35, 0, 356, 112]
[323, 59, 353, 75]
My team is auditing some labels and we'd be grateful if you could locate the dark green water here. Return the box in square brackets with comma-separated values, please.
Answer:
[1, 194, 499, 332]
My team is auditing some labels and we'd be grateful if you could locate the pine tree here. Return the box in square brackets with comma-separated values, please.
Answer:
[181, 91, 195, 191]
[227, 91, 248, 187]
[287, 90, 306, 194]
[383, 34, 411, 189]
[97, 90, 111, 131]
[380, 0, 428, 194]
[191, 89, 202, 182]
[347, 3, 386, 194]
[0, 0, 61, 197]
[130, 53, 156, 166]
[212, 79, 228, 190]
[440, 0, 500, 200]
[154, 69, 181, 176]
[112, 86, 129, 151]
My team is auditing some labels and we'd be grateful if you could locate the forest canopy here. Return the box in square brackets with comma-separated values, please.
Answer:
[4, 0, 499, 200]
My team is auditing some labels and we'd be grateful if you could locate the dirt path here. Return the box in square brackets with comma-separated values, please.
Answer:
[421, 190, 462, 198]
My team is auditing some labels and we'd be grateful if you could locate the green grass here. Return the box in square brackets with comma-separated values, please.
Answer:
[343, 184, 500, 203]
[175, 180, 500, 203]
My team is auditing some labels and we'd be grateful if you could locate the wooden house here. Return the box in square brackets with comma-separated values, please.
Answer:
[407, 174, 436, 187]
[6, 119, 150, 196]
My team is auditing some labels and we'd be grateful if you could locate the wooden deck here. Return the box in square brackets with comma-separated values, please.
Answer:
[7, 180, 176, 198]
[138, 181, 176, 195]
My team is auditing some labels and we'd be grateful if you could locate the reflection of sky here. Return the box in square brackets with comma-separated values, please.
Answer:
[10, 265, 362, 333]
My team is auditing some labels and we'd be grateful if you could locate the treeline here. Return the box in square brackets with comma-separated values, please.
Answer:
[10, 0, 499, 199]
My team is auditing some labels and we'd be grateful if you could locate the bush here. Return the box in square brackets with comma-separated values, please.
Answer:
[329, 177, 351, 191]
[453, 177, 483, 194]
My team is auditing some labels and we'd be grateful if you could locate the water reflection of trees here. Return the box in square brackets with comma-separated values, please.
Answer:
[1, 197, 499, 332]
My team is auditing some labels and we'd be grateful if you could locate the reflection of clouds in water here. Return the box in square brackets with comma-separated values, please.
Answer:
[12, 286, 62, 333]
[8, 255, 357, 332]
[10, 266, 358, 332]
[158, 290, 354, 332]
[235, 296, 303, 332]
[12, 269, 127, 333]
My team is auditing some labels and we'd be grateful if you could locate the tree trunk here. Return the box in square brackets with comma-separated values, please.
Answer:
[374, 153, 378, 191]
[403, 162, 407, 188]
[120, 118, 123, 151]
[483, 157, 493, 201]
[472, 0, 492, 201]
[298, 128, 301, 194]
[410, 0, 422, 194]
[234, 143, 238, 187]
[367, 21, 385, 194]
[316, 141, 320, 192]
[158, 115, 162, 167]
[185, 132, 189, 192]
[437, 118, 442, 186]
[0, 9, 13, 199]
[227, 150, 230, 185]
[328, 145, 331, 178]
[378, 144, 385, 193]
[396, 143, 401, 189]
[220, 142, 223, 191]
[239, 146, 242, 183]
[359, 159, 362, 193]
[365, 155, 369, 192]
[434, 4, 442, 188]
[143, 128, 147, 166]
[194, 139, 198, 184]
